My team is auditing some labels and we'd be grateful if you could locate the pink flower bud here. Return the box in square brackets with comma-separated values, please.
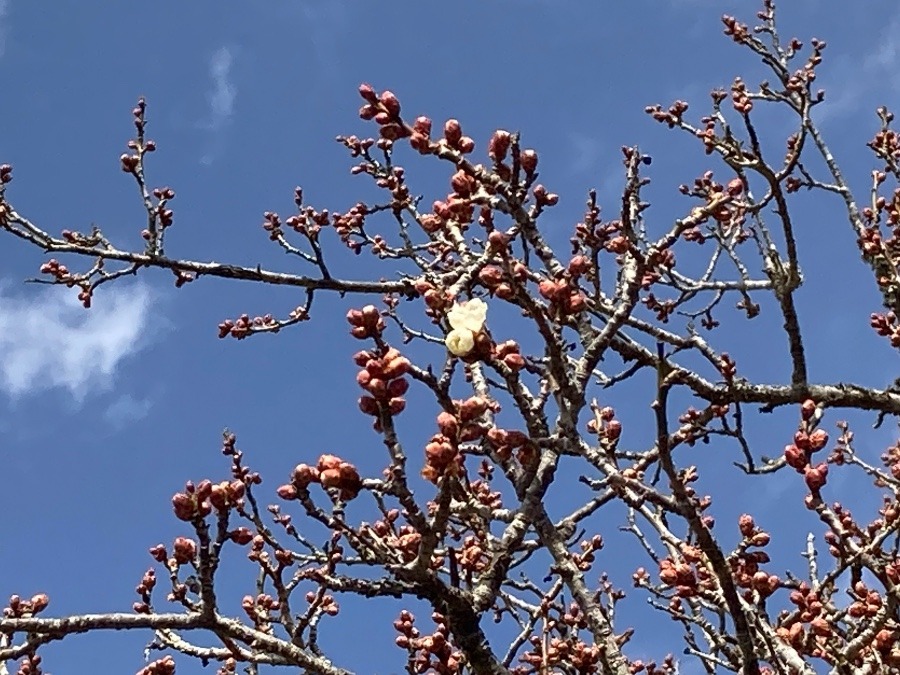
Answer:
[413, 116, 432, 135]
[444, 119, 462, 145]
[520, 149, 538, 174]
[488, 130, 511, 161]
[358, 83, 378, 103]
[277, 484, 298, 500]
[379, 90, 401, 117]
[358, 396, 379, 415]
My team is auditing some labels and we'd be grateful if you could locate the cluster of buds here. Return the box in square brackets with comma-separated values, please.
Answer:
[487, 129, 537, 184]
[484, 426, 530, 462]
[848, 581, 885, 619]
[658, 545, 721, 598]
[37, 258, 93, 307]
[643, 292, 676, 322]
[532, 183, 559, 207]
[438, 118, 475, 155]
[520, 635, 601, 673]
[431, 191, 476, 232]
[456, 534, 489, 574]
[332, 202, 367, 253]
[241, 593, 281, 630]
[781, 582, 830, 646]
[587, 405, 622, 449]
[571, 535, 604, 572]
[355, 347, 410, 422]
[171, 480, 214, 521]
[277, 454, 362, 501]
[144, 186, 175, 238]
[408, 115, 434, 154]
[718, 352, 737, 382]
[394, 610, 462, 675]
[132, 568, 156, 613]
[469, 476, 502, 510]
[626, 656, 679, 675]
[782, 400, 830, 496]
[732, 515, 778, 599]
[477, 259, 527, 301]
[870, 312, 900, 348]
[574, 214, 623, 255]
[857, 223, 885, 257]
[640, 247, 676, 289]
[39, 258, 72, 283]
[423, 396, 495, 481]
[170, 479, 246, 523]
[491, 339, 525, 371]
[247, 533, 292, 567]
[414, 278, 453, 316]
[346, 304, 385, 340]
[358, 84, 409, 143]
[4, 593, 50, 619]
[149, 536, 198, 567]
[119, 99, 154, 173]
[645, 99, 690, 129]
[305, 591, 340, 616]
[658, 555, 702, 598]
[338, 134, 376, 163]
[217, 313, 280, 339]
[881, 437, 900, 480]
[137, 656, 175, 675]
[730, 77, 753, 114]
[363, 512, 422, 563]
[538, 277, 587, 316]
[287, 208, 330, 239]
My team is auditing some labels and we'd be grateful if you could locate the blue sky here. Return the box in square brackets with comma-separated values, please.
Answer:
[2, 1, 900, 673]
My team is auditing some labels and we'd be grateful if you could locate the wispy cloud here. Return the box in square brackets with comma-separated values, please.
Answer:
[200, 46, 237, 165]
[0, 282, 152, 400]
[103, 392, 152, 430]
[0, 0, 10, 59]
[815, 12, 900, 124]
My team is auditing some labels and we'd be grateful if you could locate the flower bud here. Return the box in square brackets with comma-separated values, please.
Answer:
[520, 149, 538, 174]
[379, 90, 401, 117]
[444, 119, 462, 145]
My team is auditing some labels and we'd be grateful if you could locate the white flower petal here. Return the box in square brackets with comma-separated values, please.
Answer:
[445, 328, 475, 356]
[447, 298, 488, 332]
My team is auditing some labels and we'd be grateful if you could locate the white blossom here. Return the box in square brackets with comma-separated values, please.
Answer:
[445, 328, 476, 357]
[444, 298, 488, 356]
[447, 298, 487, 333]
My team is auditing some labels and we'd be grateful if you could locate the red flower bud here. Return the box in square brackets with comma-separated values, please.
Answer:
[230, 528, 254, 545]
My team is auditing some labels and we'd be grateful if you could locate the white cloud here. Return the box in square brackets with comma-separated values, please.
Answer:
[200, 47, 237, 165]
[0, 282, 152, 400]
